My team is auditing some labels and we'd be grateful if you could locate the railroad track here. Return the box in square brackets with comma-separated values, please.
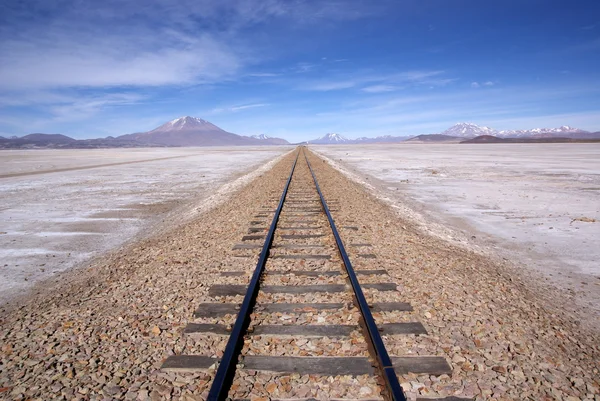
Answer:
[162, 147, 454, 400]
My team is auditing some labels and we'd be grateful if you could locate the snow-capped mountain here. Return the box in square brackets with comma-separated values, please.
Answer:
[251, 134, 271, 140]
[151, 116, 218, 132]
[305, 133, 410, 145]
[144, 116, 224, 136]
[353, 135, 411, 143]
[306, 133, 350, 144]
[119, 116, 290, 146]
[118, 116, 247, 146]
[248, 133, 290, 145]
[497, 125, 589, 138]
[439, 123, 592, 139]
[302, 123, 597, 145]
[118, 116, 292, 146]
[440, 123, 496, 138]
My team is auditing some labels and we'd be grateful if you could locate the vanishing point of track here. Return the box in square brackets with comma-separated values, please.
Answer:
[162, 147, 453, 401]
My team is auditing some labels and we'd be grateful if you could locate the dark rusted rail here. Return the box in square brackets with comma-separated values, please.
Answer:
[304, 149, 407, 401]
[206, 149, 299, 400]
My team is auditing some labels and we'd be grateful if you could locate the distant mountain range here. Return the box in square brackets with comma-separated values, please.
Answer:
[250, 134, 289, 145]
[2, 120, 599, 149]
[0, 133, 150, 149]
[304, 132, 411, 144]
[302, 122, 600, 144]
[438, 122, 596, 139]
[0, 116, 289, 149]
[305, 133, 351, 144]
[462, 135, 600, 144]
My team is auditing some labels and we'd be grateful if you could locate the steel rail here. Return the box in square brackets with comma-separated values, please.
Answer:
[206, 150, 300, 401]
[304, 148, 408, 401]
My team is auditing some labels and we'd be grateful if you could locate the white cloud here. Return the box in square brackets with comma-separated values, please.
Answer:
[230, 103, 270, 111]
[48, 93, 146, 121]
[211, 103, 270, 113]
[293, 63, 317, 73]
[471, 81, 495, 88]
[300, 70, 449, 92]
[484, 110, 600, 132]
[362, 85, 397, 93]
[393, 70, 445, 81]
[247, 72, 280, 77]
[0, 0, 383, 91]
[0, 32, 240, 89]
[0, 91, 149, 134]
[303, 81, 357, 91]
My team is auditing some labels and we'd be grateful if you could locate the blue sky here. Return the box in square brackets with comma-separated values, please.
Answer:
[1, 0, 599, 141]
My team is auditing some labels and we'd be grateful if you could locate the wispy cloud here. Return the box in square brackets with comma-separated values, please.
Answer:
[293, 63, 318, 73]
[48, 93, 146, 121]
[392, 70, 444, 81]
[231, 103, 270, 111]
[302, 81, 357, 91]
[0, 0, 382, 91]
[246, 72, 281, 77]
[300, 70, 449, 92]
[362, 85, 398, 93]
[284, 83, 600, 137]
[211, 103, 270, 113]
[0, 91, 147, 134]
[484, 110, 600, 132]
[0, 32, 240, 90]
[471, 81, 495, 88]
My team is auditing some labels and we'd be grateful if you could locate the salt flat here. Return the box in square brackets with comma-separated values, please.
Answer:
[0, 147, 290, 302]
[313, 143, 600, 317]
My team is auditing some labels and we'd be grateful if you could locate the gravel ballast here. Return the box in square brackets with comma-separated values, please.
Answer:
[1, 148, 599, 400]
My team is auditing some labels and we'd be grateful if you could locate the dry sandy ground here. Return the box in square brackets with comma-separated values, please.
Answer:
[0, 147, 291, 302]
[0, 148, 598, 401]
[312, 143, 600, 329]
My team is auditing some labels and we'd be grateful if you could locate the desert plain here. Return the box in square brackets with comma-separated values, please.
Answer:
[0, 147, 291, 302]
[1, 143, 599, 322]
[314, 143, 600, 328]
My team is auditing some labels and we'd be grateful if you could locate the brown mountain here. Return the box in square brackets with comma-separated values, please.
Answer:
[0, 133, 77, 148]
[117, 116, 288, 146]
[461, 135, 505, 143]
[249, 134, 290, 145]
[0, 133, 157, 149]
[461, 135, 600, 144]
[405, 134, 462, 143]
[20, 133, 77, 144]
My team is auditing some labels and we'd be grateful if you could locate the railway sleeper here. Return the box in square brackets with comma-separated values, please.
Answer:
[162, 355, 451, 376]
[193, 302, 413, 318]
[236, 269, 389, 277]
[208, 283, 397, 296]
[269, 254, 332, 260]
[271, 244, 326, 249]
[183, 322, 427, 336]
[279, 234, 325, 239]
[278, 216, 319, 223]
